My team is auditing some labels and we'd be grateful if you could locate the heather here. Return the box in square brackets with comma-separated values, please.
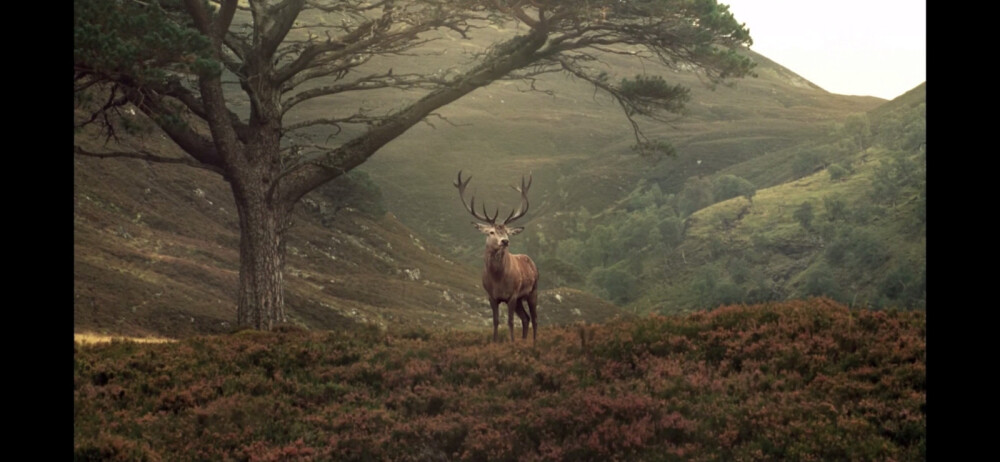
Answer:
[74, 299, 925, 461]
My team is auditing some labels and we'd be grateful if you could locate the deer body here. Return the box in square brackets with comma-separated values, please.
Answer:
[482, 227, 538, 342]
[456, 171, 539, 343]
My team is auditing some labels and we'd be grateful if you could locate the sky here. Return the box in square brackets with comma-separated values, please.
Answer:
[721, 1, 926, 100]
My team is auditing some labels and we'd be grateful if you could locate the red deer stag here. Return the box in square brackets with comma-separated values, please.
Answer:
[454, 171, 539, 343]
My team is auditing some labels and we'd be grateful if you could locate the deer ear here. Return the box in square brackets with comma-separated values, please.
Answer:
[508, 226, 524, 236]
[473, 222, 491, 233]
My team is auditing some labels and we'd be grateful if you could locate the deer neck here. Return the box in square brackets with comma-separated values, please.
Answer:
[484, 246, 510, 278]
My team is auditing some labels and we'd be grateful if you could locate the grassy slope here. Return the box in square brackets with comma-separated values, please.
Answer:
[640, 154, 886, 311]
[74, 134, 624, 338]
[74, 299, 925, 461]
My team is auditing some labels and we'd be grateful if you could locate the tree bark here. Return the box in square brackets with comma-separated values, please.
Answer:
[232, 176, 289, 330]
[226, 31, 293, 330]
[229, 115, 288, 330]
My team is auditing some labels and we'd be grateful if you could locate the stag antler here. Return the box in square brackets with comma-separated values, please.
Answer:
[503, 174, 532, 225]
[455, 170, 499, 224]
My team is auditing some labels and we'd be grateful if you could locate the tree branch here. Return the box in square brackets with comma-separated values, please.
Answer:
[183, 0, 213, 36]
[256, 0, 307, 61]
[492, 0, 540, 28]
[279, 60, 357, 94]
[223, 32, 251, 62]
[281, 72, 443, 114]
[283, 114, 384, 133]
[74, 145, 225, 176]
[214, 0, 239, 38]
[556, 56, 645, 145]
[108, 73, 252, 146]
[273, 6, 440, 87]
[276, 27, 552, 206]
[124, 86, 227, 169]
[273, 24, 366, 85]
[75, 84, 129, 131]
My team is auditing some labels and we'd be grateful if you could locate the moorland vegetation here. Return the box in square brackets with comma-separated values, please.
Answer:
[75, 299, 924, 461]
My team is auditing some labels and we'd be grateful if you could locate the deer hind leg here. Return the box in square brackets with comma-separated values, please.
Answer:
[515, 299, 530, 339]
[527, 290, 539, 343]
[490, 298, 501, 342]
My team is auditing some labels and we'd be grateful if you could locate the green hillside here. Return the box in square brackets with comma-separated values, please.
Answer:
[528, 84, 925, 314]
[355, 46, 886, 282]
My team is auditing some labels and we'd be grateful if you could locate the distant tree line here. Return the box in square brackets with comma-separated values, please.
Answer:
[539, 173, 757, 305]
[787, 101, 925, 309]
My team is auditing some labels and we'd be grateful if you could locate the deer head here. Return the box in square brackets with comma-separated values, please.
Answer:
[454, 170, 532, 251]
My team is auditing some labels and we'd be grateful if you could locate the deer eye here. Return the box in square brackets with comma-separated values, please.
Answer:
[489, 231, 495, 235]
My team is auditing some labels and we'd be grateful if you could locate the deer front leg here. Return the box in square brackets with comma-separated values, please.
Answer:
[490, 298, 501, 342]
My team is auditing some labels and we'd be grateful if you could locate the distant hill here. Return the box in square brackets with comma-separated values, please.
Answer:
[357, 47, 885, 271]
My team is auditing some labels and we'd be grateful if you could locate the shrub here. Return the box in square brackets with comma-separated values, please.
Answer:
[879, 261, 926, 308]
[659, 216, 685, 249]
[677, 177, 714, 217]
[314, 170, 387, 218]
[849, 229, 890, 270]
[588, 263, 638, 304]
[793, 201, 814, 231]
[824, 227, 889, 271]
[713, 175, 756, 203]
[828, 163, 851, 181]
[823, 195, 849, 222]
[792, 149, 822, 177]
[800, 263, 844, 301]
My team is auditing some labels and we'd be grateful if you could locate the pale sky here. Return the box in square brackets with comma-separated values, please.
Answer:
[722, 1, 926, 100]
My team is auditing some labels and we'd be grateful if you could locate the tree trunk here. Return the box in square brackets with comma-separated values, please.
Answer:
[232, 177, 289, 331]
